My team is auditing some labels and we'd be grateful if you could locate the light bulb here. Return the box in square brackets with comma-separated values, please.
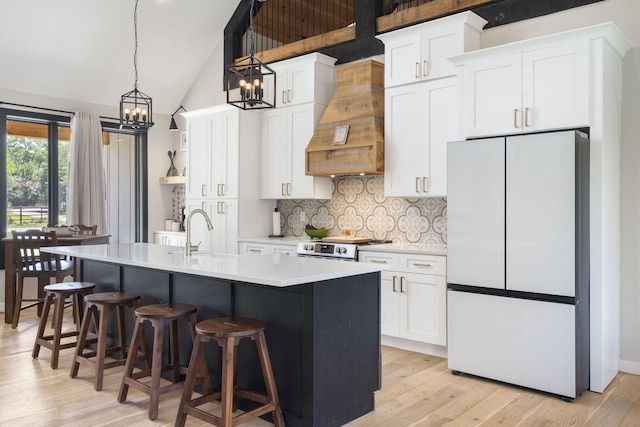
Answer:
[239, 79, 246, 87]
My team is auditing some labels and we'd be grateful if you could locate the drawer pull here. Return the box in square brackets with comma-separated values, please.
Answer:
[249, 248, 262, 253]
[413, 263, 432, 268]
[370, 260, 388, 264]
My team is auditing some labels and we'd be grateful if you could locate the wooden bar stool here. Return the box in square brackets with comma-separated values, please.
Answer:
[32, 281, 96, 369]
[175, 317, 285, 427]
[118, 303, 212, 420]
[70, 292, 146, 391]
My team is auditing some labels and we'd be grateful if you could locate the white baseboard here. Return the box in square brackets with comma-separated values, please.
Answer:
[618, 359, 640, 375]
[381, 335, 448, 359]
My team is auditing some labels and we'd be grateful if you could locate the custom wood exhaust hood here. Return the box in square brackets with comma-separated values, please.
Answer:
[305, 60, 384, 176]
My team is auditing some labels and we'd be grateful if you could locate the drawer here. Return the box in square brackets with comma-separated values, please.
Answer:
[401, 254, 446, 276]
[358, 251, 400, 268]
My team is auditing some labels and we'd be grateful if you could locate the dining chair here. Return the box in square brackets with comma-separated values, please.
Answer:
[11, 229, 74, 329]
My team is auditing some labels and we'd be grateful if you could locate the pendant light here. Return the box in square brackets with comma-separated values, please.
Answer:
[120, 0, 153, 129]
[226, 0, 276, 110]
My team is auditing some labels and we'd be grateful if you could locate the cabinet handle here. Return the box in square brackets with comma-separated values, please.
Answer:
[415, 62, 421, 78]
[201, 184, 206, 197]
[202, 202, 206, 211]
[423, 60, 429, 77]
[392, 276, 397, 292]
[416, 177, 420, 193]
[413, 263, 432, 268]
[525, 107, 531, 127]
[249, 248, 262, 253]
[423, 177, 428, 193]
[281, 183, 286, 196]
[286, 182, 291, 196]
[218, 201, 225, 214]
[370, 260, 388, 264]
[400, 276, 405, 293]
[513, 109, 519, 128]
[282, 91, 286, 104]
[287, 90, 292, 103]
[221, 183, 225, 196]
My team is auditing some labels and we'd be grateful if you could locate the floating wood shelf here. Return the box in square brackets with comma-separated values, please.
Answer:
[159, 176, 186, 185]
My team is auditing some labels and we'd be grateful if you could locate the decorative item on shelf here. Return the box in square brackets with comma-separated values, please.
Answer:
[167, 151, 179, 177]
[119, 0, 153, 129]
[226, 0, 276, 110]
[169, 106, 186, 131]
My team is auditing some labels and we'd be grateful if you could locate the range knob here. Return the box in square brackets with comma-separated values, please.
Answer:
[305, 244, 314, 251]
[336, 246, 347, 254]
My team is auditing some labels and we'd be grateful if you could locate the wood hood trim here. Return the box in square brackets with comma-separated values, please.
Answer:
[305, 60, 385, 176]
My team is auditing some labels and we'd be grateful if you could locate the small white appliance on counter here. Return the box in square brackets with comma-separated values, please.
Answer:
[446, 130, 589, 401]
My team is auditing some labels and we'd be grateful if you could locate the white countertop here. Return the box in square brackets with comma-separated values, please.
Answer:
[358, 243, 447, 256]
[43, 243, 387, 287]
[240, 237, 447, 256]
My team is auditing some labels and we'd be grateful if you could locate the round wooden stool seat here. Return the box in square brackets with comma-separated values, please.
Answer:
[176, 317, 284, 427]
[196, 317, 265, 338]
[44, 281, 95, 293]
[118, 302, 210, 420]
[84, 292, 140, 306]
[32, 281, 96, 369]
[134, 303, 197, 320]
[70, 292, 145, 391]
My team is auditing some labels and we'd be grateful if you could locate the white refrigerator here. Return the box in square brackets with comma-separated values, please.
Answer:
[446, 130, 589, 400]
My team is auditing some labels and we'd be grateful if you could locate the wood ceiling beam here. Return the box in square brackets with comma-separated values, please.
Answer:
[377, 0, 502, 33]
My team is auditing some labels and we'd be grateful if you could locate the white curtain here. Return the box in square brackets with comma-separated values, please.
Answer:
[67, 112, 107, 234]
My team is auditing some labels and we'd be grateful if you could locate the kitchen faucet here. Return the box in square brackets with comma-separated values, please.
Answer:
[185, 208, 214, 256]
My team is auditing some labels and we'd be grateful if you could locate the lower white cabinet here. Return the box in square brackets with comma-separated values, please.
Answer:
[238, 241, 297, 256]
[154, 231, 186, 247]
[359, 251, 447, 346]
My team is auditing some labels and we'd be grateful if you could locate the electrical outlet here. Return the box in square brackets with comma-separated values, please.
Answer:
[300, 211, 306, 221]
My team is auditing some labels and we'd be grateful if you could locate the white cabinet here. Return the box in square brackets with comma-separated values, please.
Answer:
[359, 251, 447, 346]
[185, 108, 238, 200]
[238, 241, 297, 256]
[183, 106, 274, 254]
[384, 77, 458, 197]
[377, 11, 485, 88]
[154, 231, 186, 247]
[459, 41, 590, 137]
[261, 103, 332, 199]
[263, 52, 337, 107]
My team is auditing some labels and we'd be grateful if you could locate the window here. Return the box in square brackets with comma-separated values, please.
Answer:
[1, 107, 148, 268]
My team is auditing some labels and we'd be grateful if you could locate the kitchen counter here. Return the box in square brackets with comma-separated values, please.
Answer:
[240, 237, 447, 256]
[42, 242, 382, 427]
[43, 243, 386, 287]
[359, 242, 447, 256]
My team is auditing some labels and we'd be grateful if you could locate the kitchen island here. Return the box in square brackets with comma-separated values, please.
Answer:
[43, 243, 385, 427]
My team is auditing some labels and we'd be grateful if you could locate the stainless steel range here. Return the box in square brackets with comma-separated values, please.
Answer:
[296, 241, 358, 260]
[296, 240, 392, 261]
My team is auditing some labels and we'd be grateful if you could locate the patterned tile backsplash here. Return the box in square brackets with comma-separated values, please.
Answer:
[277, 176, 447, 245]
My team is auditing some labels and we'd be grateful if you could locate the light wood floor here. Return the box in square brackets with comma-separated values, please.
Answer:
[2, 309, 640, 426]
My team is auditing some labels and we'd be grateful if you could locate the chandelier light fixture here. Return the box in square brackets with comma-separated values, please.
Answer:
[226, 0, 276, 110]
[120, 0, 153, 129]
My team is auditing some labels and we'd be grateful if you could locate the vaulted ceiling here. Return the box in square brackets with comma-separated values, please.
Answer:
[0, 0, 241, 114]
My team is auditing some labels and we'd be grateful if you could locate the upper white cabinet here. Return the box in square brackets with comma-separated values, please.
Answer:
[458, 41, 590, 137]
[263, 52, 337, 107]
[377, 11, 486, 88]
[185, 108, 238, 200]
[183, 105, 274, 254]
[384, 77, 458, 197]
[261, 103, 332, 199]
[260, 53, 335, 200]
[379, 12, 480, 198]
